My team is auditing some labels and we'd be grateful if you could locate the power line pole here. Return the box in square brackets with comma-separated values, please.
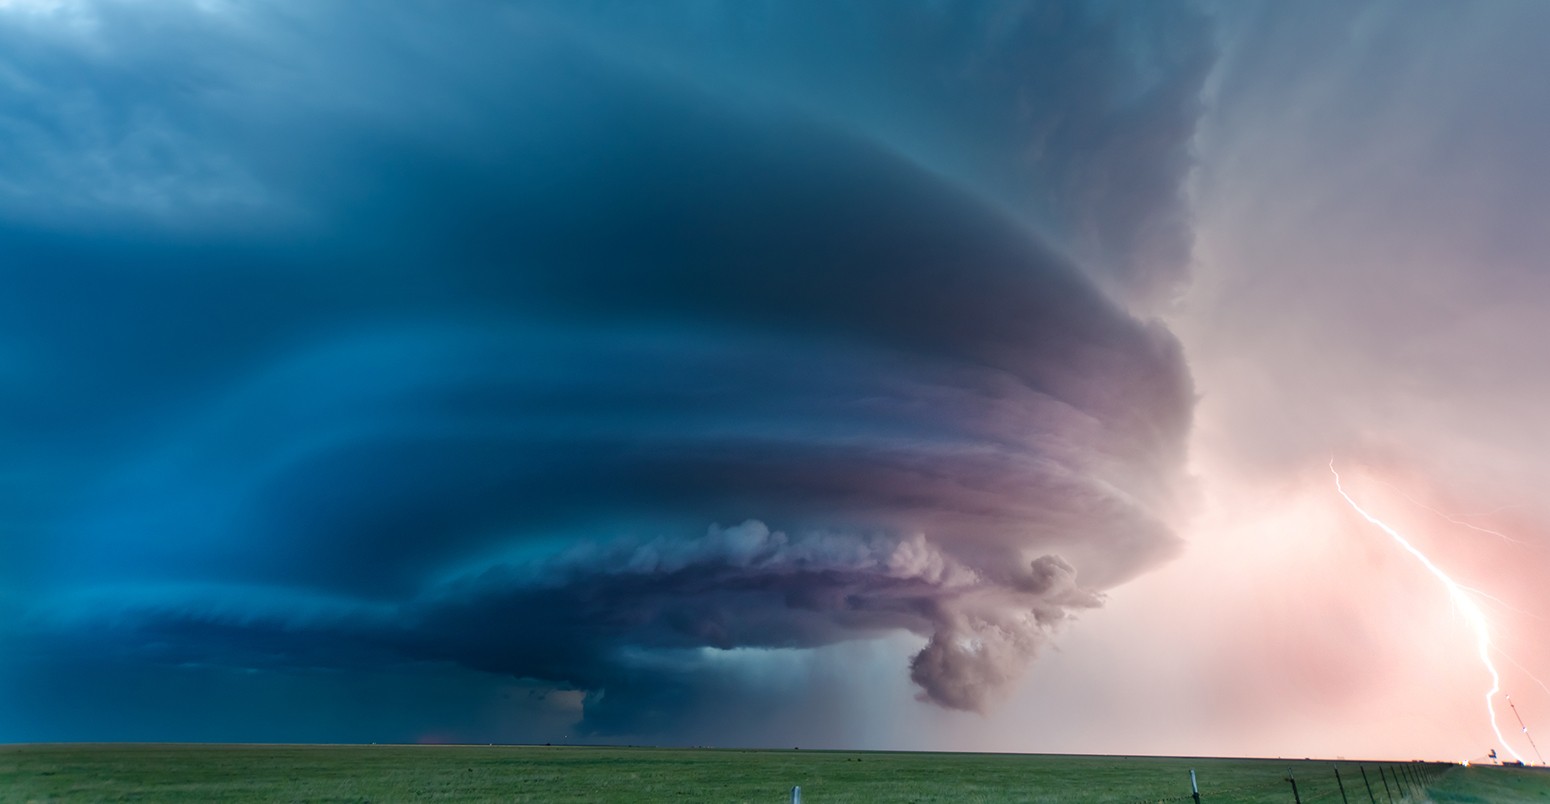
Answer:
[1508, 695, 1547, 766]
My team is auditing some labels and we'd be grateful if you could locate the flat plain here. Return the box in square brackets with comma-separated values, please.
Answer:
[3, 744, 1546, 803]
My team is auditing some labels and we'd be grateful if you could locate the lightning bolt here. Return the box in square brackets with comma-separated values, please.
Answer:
[1329, 460, 1528, 763]
[1374, 478, 1532, 548]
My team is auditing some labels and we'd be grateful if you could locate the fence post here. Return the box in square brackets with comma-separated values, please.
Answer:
[1333, 765, 1349, 804]
[791, 785, 801, 803]
[1190, 767, 1201, 804]
[1285, 769, 1303, 804]
[1359, 766, 1377, 804]
[1378, 766, 1393, 803]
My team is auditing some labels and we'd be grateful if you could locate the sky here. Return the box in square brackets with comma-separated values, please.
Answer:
[2, 0, 1547, 762]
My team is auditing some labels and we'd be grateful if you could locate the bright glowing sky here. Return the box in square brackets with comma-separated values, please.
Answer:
[3, 1, 1548, 761]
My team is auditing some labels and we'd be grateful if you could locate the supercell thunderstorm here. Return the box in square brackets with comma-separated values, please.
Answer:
[2, 2, 1210, 735]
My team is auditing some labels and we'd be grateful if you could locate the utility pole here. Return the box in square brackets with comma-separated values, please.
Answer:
[1508, 695, 1547, 766]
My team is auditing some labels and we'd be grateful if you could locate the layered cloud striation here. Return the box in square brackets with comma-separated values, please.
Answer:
[1, 1, 1207, 737]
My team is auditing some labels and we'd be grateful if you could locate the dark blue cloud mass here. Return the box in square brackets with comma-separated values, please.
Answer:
[0, 1, 1209, 741]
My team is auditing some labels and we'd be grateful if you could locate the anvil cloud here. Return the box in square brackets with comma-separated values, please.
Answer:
[1, 1, 1208, 741]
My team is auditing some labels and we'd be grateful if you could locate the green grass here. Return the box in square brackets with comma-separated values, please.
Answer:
[1, 744, 1541, 803]
[1428, 764, 1550, 803]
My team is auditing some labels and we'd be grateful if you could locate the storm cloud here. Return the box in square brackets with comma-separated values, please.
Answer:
[2, 1, 1208, 739]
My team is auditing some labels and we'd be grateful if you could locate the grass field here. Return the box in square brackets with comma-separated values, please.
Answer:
[3, 744, 1547, 803]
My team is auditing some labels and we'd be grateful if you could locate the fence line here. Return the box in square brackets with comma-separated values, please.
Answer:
[1139, 761, 1453, 803]
[781, 756, 1459, 801]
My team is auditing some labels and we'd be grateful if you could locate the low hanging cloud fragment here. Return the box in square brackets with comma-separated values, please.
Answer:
[2, 0, 1206, 735]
